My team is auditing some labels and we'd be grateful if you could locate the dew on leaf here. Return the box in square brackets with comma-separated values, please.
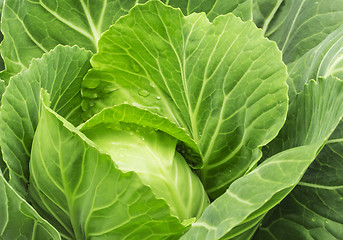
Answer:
[138, 89, 150, 97]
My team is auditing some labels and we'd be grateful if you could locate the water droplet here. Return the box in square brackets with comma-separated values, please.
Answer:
[138, 89, 150, 97]
[325, 220, 329, 224]
[150, 83, 156, 88]
[83, 78, 100, 89]
[312, 217, 316, 222]
[141, 137, 145, 141]
[81, 101, 89, 110]
[129, 131, 134, 136]
[89, 101, 95, 107]
[129, 59, 141, 73]
[104, 86, 119, 93]
[156, 96, 161, 100]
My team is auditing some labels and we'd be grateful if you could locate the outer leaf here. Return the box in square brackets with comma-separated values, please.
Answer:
[260, 0, 343, 64]
[163, 0, 253, 21]
[180, 144, 321, 240]
[254, 123, 343, 240]
[0, 0, 147, 80]
[82, 0, 288, 198]
[29, 98, 186, 240]
[263, 76, 343, 159]
[0, 45, 91, 198]
[0, 174, 61, 240]
[254, 74, 343, 238]
[287, 25, 343, 100]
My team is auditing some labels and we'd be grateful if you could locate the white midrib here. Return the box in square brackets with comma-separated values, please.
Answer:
[324, 53, 343, 78]
[39, 1, 93, 42]
[80, 0, 100, 48]
[281, 0, 305, 51]
[262, 0, 284, 35]
[298, 181, 343, 190]
[97, 0, 107, 34]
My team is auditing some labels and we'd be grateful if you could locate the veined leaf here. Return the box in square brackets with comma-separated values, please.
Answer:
[180, 143, 321, 240]
[0, 174, 60, 240]
[263, 76, 343, 159]
[254, 72, 343, 239]
[80, 106, 209, 221]
[29, 96, 186, 239]
[259, 0, 343, 64]
[254, 122, 343, 240]
[252, 0, 284, 30]
[287, 25, 343, 100]
[0, 45, 91, 198]
[82, 0, 288, 199]
[1, 0, 253, 81]
[0, 0, 147, 80]
[80, 104, 203, 168]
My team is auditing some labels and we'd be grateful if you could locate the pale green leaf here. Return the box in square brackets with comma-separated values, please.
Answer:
[82, 0, 288, 198]
[80, 106, 209, 221]
[0, 45, 91, 198]
[0, 174, 60, 240]
[29, 98, 186, 240]
[80, 104, 203, 168]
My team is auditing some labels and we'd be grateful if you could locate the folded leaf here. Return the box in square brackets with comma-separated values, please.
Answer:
[0, 45, 91, 198]
[29, 96, 186, 239]
[0, 174, 60, 240]
[80, 106, 209, 221]
[80, 104, 203, 168]
[82, 0, 288, 198]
